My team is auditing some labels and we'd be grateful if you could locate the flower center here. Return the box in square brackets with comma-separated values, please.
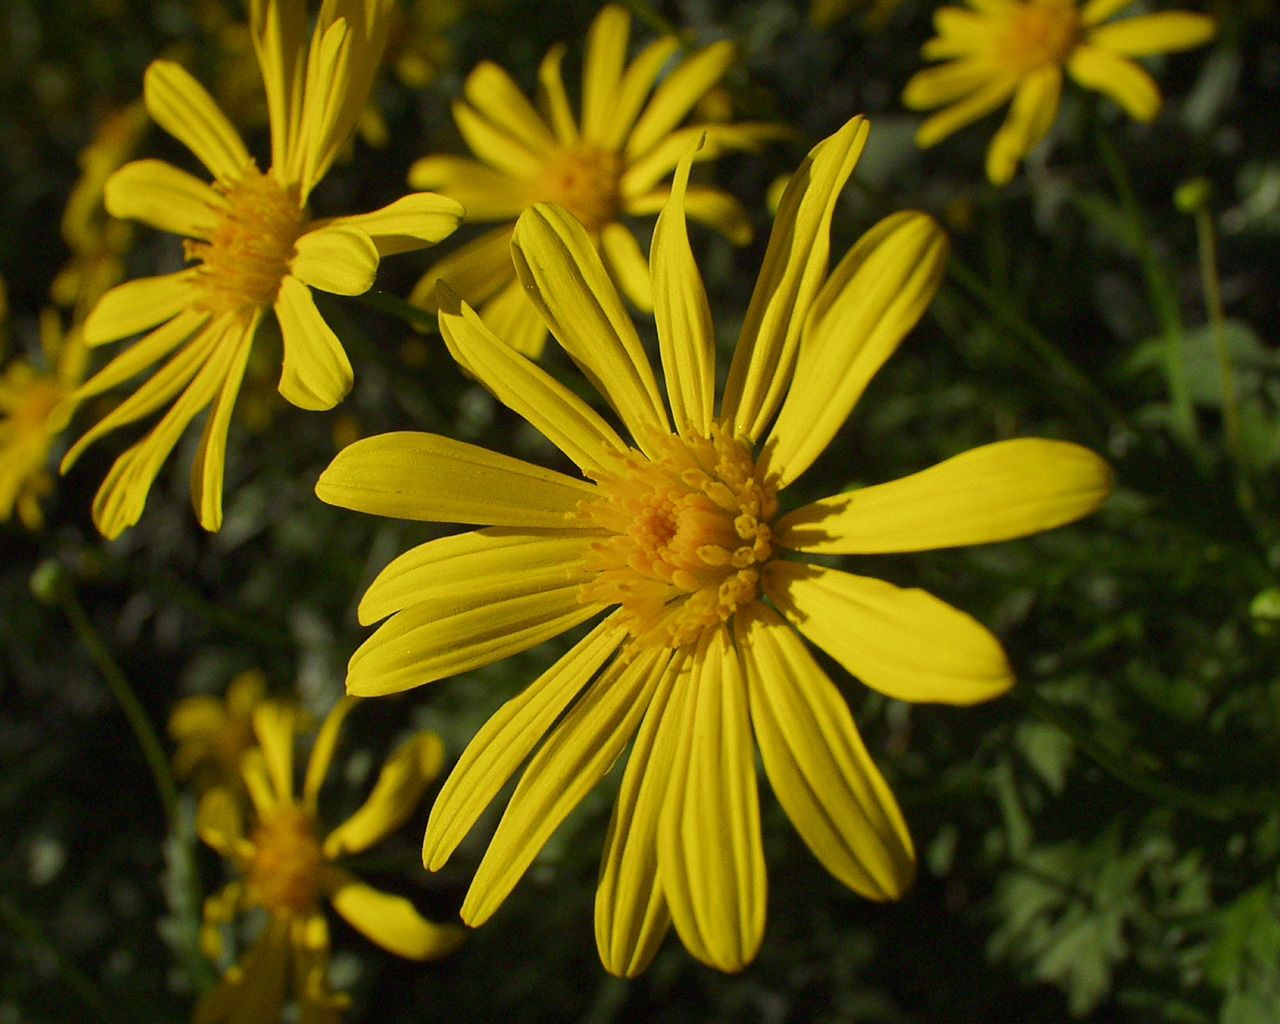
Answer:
[247, 806, 325, 915]
[579, 426, 778, 649]
[185, 170, 304, 318]
[1000, 0, 1080, 71]
[1, 366, 64, 438]
[534, 146, 622, 234]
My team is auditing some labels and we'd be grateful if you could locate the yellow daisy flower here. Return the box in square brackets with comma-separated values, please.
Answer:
[902, 0, 1216, 184]
[195, 699, 463, 1023]
[316, 117, 1113, 974]
[169, 669, 270, 793]
[62, 0, 463, 539]
[407, 3, 784, 357]
[1, 309, 86, 530]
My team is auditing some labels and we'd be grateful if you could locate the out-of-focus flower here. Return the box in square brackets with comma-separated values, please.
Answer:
[811, 0, 906, 30]
[196, 699, 463, 1023]
[407, 3, 785, 356]
[903, 0, 1216, 184]
[1, 308, 86, 530]
[317, 118, 1112, 974]
[170, 670, 269, 792]
[62, 0, 462, 539]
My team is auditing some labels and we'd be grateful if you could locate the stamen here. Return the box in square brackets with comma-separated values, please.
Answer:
[247, 806, 324, 915]
[534, 146, 622, 233]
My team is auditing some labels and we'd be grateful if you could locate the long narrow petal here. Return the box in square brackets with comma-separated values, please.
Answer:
[1087, 12, 1215, 56]
[274, 276, 353, 410]
[252, 701, 298, 805]
[766, 212, 948, 487]
[914, 74, 1019, 149]
[328, 874, 465, 960]
[537, 43, 578, 145]
[83, 272, 196, 346]
[464, 61, 557, 157]
[657, 629, 765, 972]
[104, 159, 224, 238]
[581, 4, 630, 142]
[1081, 0, 1139, 26]
[347, 584, 604, 697]
[901, 59, 990, 110]
[68, 308, 207, 409]
[621, 123, 788, 198]
[1067, 45, 1161, 121]
[302, 697, 359, 811]
[423, 620, 624, 870]
[599, 222, 653, 311]
[764, 561, 1014, 706]
[409, 225, 515, 311]
[627, 41, 737, 160]
[595, 662, 676, 977]
[737, 604, 915, 900]
[511, 204, 670, 452]
[248, 0, 306, 173]
[196, 787, 247, 859]
[476, 280, 549, 358]
[453, 99, 545, 180]
[986, 66, 1062, 184]
[290, 225, 379, 296]
[651, 148, 715, 438]
[460, 646, 668, 927]
[144, 61, 251, 182]
[323, 732, 445, 858]
[190, 313, 257, 531]
[326, 193, 464, 256]
[317, 431, 598, 526]
[721, 116, 869, 440]
[407, 157, 527, 222]
[625, 185, 752, 245]
[437, 287, 627, 475]
[597, 37, 681, 151]
[777, 439, 1112, 555]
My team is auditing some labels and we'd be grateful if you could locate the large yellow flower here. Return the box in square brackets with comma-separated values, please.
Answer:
[407, 3, 783, 356]
[195, 699, 463, 1023]
[317, 117, 1112, 974]
[62, 0, 463, 539]
[903, 0, 1216, 184]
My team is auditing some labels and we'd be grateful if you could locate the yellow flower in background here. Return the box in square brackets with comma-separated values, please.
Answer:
[317, 118, 1112, 974]
[1, 308, 87, 530]
[407, 3, 785, 356]
[62, 0, 463, 539]
[170, 670, 269, 792]
[903, 0, 1216, 184]
[195, 699, 463, 1023]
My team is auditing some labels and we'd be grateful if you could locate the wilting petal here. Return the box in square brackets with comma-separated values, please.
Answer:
[144, 61, 251, 183]
[765, 561, 1014, 705]
[290, 225, 379, 296]
[104, 159, 224, 238]
[274, 276, 353, 410]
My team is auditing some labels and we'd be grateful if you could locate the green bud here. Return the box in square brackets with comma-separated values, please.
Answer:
[1250, 587, 1280, 636]
[29, 559, 69, 605]
[1174, 178, 1213, 215]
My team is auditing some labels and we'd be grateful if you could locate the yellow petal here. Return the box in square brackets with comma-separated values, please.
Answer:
[169, 695, 224, 744]
[302, 696, 359, 811]
[252, 701, 298, 804]
[736, 604, 915, 900]
[475, 278, 549, 358]
[453, 99, 544, 180]
[594, 661, 675, 978]
[463, 61, 557, 157]
[902, 60, 991, 110]
[657, 629, 765, 972]
[986, 66, 1062, 185]
[1067, 45, 1161, 121]
[83, 272, 195, 346]
[764, 561, 1014, 706]
[599, 222, 653, 311]
[247, 0, 306, 173]
[423, 620, 624, 870]
[460, 646, 668, 927]
[537, 43, 579, 145]
[914, 73, 1019, 149]
[437, 286, 627, 474]
[324, 732, 445, 858]
[921, 8, 990, 59]
[143, 61, 251, 183]
[627, 40, 737, 159]
[328, 875, 465, 960]
[511, 204, 670, 452]
[1087, 12, 1216, 57]
[196, 787, 246, 858]
[274, 275, 354, 410]
[651, 147, 716, 438]
[1081, 0, 1138, 26]
[621, 123, 789, 198]
[347, 583, 603, 697]
[194, 919, 290, 1024]
[581, 4, 631, 142]
[777, 439, 1112, 555]
[190, 315, 256, 532]
[104, 159, 223, 238]
[721, 115, 869, 440]
[766, 211, 949, 486]
[357, 527, 594, 627]
[327, 193, 464, 256]
[409, 225, 515, 312]
[317, 430, 599, 526]
[407, 156, 527, 222]
[626, 185, 753, 246]
[290, 225, 379, 296]
[596, 36, 681, 151]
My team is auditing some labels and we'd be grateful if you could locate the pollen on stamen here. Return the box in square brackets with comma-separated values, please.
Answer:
[1000, 0, 1080, 71]
[578, 425, 779, 650]
[534, 146, 622, 234]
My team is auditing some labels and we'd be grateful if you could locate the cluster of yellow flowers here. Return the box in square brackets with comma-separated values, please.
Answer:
[1, 0, 1219, 1017]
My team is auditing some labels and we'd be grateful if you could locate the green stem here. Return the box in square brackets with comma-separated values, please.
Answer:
[61, 590, 178, 826]
[1095, 127, 1199, 449]
[357, 289, 439, 333]
[0, 895, 113, 1019]
[1014, 687, 1275, 820]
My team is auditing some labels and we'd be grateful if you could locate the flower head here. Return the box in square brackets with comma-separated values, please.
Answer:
[903, 0, 1216, 184]
[317, 117, 1112, 974]
[195, 699, 463, 1023]
[406, 3, 784, 356]
[62, 0, 463, 539]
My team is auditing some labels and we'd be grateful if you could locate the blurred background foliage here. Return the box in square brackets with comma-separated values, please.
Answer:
[2, 0, 1279, 1021]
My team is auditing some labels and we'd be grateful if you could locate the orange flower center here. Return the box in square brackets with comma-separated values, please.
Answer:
[579, 426, 778, 649]
[534, 146, 622, 234]
[247, 806, 325, 915]
[1000, 0, 1080, 71]
[185, 170, 304, 318]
